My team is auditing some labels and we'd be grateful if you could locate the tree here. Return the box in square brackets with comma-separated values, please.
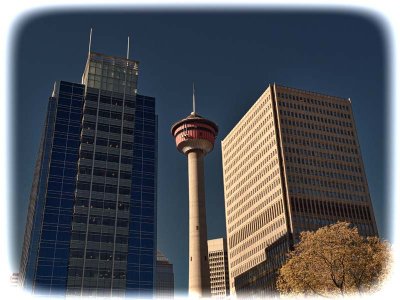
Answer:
[276, 222, 391, 297]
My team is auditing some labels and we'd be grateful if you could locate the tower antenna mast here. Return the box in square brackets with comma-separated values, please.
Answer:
[192, 82, 196, 114]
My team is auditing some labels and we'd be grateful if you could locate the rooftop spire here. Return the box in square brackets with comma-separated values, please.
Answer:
[127, 36, 130, 60]
[88, 28, 93, 56]
[51, 82, 57, 98]
[192, 82, 196, 115]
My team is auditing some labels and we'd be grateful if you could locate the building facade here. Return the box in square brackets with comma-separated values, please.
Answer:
[221, 84, 378, 295]
[208, 238, 230, 297]
[155, 250, 174, 298]
[18, 51, 157, 297]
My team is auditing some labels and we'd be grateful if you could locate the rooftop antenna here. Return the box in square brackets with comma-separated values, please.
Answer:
[192, 82, 196, 115]
[88, 28, 93, 56]
[51, 82, 57, 98]
[127, 36, 130, 60]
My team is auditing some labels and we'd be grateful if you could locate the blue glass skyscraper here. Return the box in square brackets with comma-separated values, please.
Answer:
[18, 50, 157, 298]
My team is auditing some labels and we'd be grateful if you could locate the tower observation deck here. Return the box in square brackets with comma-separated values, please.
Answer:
[171, 88, 218, 297]
[172, 112, 218, 154]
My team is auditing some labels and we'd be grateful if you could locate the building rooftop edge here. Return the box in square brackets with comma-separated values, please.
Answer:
[89, 51, 139, 64]
[275, 83, 350, 102]
[208, 238, 227, 250]
[221, 84, 271, 144]
[157, 250, 172, 263]
[207, 237, 226, 243]
[221, 83, 351, 144]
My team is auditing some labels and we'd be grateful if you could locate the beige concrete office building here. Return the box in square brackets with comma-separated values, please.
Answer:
[221, 84, 378, 295]
[208, 238, 230, 297]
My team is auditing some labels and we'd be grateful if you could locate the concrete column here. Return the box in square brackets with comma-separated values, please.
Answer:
[187, 150, 211, 297]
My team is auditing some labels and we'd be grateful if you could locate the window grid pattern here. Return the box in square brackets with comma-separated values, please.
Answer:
[275, 85, 378, 238]
[66, 52, 143, 298]
[19, 94, 58, 292]
[222, 84, 378, 295]
[208, 239, 230, 297]
[67, 86, 134, 297]
[20, 52, 157, 297]
[234, 236, 287, 297]
[126, 94, 157, 296]
[29, 81, 84, 295]
[82, 52, 139, 95]
[221, 87, 288, 292]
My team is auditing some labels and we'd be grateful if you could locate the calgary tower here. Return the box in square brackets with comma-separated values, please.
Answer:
[171, 85, 218, 297]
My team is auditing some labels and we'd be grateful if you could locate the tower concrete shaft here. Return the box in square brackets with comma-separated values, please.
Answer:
[188, 150, 210, 297]
[171, 111, 218, 298]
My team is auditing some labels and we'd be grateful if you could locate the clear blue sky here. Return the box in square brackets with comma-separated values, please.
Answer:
[11, 9, 388, 294]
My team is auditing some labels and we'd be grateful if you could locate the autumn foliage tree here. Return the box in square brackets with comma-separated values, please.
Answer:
[276, 222, 391, 297]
